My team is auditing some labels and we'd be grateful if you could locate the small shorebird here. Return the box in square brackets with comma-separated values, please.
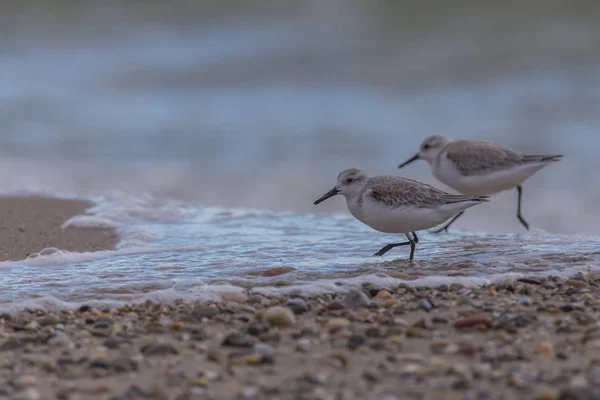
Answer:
[397, 135, 563, 233]
[313, 168, 488, 260]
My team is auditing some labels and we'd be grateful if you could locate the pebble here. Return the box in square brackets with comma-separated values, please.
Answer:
[222, 332, 256, 348]
[191, 307, 218, 320]
[518, 296, 533, 306]
[263, 306, 296, 327]
[141, 343, 180, 356]
[326, 301, 346, 311]
[13, 388, 40, 400]
[453, 314, 493, 329]
[534, 340, 554, 357]
[37, 314, 60, 326]
[286, 299, 309, 315]
[534, 387, 559, 400]
[345, 289, 371, 309]
[374, 290, 392, 300]
[328, 318, 351, 332]
[221, 292, 248, 304]
[421, 299, 434, 312]
[260, 266, 295, 277]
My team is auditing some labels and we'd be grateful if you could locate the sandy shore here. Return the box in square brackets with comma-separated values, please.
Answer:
[0, 196, 118, 261]
[1, 275, 599, 399]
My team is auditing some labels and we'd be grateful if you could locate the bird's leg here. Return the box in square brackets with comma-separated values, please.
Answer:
[431, 211, 465, 234]
[373, 240, 411, 257]
[373, 232, 418, 261]
[516, 186, 530, 230]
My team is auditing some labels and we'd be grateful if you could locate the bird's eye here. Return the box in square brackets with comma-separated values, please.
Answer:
[423, 144, 430, 149]
[346, 178, 353, 184]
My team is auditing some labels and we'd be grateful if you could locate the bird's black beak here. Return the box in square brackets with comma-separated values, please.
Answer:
[314, 187, 340, 205]
[398, 153, 420, 169]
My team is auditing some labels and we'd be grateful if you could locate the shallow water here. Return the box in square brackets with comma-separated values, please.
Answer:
[1, 1, 600, 311]
[0, 196, 598, 312]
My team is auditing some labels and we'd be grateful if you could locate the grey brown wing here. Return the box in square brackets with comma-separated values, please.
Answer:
[367, 177, 485, 208]
[444, 141, 524, 176]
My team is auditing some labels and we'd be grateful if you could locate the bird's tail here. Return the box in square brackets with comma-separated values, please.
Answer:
[522, 154, 563, 163]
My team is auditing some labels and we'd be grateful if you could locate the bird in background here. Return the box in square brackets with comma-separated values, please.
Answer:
[397, 135, 563, 233]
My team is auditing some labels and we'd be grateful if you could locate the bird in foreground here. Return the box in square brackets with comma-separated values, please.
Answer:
[398, 135, 563, 233]
[313, 168, 489, 260]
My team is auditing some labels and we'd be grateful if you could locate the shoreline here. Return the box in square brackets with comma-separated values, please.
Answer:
[0, 195, 118, 262]
[0, 274, 598, 399]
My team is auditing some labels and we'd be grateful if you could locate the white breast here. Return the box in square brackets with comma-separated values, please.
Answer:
[432, 154, 549, 196]
[346, 194, 479, 234]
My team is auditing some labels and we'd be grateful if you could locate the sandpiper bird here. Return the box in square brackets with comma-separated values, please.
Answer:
[313, 168, 488, 260]
[397, 135, 563, 233]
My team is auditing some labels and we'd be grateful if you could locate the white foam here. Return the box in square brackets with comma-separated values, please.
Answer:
[62, 215, 118, 229]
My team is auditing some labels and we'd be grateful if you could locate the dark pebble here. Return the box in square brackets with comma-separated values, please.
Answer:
[245, 321, 269, 336]
[431, 316, 449, 324]
[78, 305, 92, 312]
[326, 301, 346, 311]
[435, 284, 449, 292]
[192, 307, 218, 320]
[222, 332, 256, 348]
[517, 278, 542, 285]
[0, 338, 24, 351]
[365, 327, 387, 338]
[141, 343, 180, 357]
[286, 298, 309, 314]
[103, 338, 121, 349]
[347, 334, 366, 350]
[369, 341, 387, 351]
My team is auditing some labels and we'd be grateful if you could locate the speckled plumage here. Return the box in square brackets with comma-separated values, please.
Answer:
[365, 176, 485, 208]
[441, 140, 563, 176]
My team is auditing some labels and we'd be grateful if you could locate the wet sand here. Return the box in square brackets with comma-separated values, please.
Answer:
[0, 196, 118, 261]
[0, 275, 599, 399]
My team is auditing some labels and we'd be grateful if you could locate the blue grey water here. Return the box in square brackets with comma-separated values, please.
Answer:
[0, 1, 599, 311]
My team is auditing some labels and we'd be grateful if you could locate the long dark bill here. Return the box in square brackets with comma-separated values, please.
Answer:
[313, 187, 340, 205]
[398, 153, 420, 169]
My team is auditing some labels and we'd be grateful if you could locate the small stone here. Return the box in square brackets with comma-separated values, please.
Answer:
[534, 386, 558, 400]
[375, 290, 392, 300]
[24, 321, 40, 331]
[264, 306, 295, 328]
[14, 375, 37, 389]
[13, 388, 40, 400]
[534, 341, 554, 357]
[260, 266, 295, 277]
[453, 314, 492, 329]
[37, 314, 60, 326]
[221, 292, 248, 303]
[326, 301, 346, 311]
[518, 297, 533, 306]
[421, 299, 434, 312]
[0, 338, 23, 351]
[170, 321, 183, 331]
[222, 332, 255, 348]
[141, 343, 179, 356]
[347, 335, 366, 350]
[192, 307, 218, 320]
[286, 299, 309, 315]
[431, 316, 449, 324]
[91, 318, 114, 337]
[384, 299, 401, 309]
[328, 318, 351, 332]
[345, 289, 371, 308]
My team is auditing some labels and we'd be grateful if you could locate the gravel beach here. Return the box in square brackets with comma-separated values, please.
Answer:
[0, 196, 118, 261]
[1, 274, 600, 400]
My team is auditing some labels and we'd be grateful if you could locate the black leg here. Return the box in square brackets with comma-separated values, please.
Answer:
[516, 186, 530, 230]
[373, 233, 418, 261]
[430, 211, 465, 234]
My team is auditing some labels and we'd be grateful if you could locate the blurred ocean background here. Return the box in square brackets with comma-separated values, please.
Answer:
[1, 0, 599, 310]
